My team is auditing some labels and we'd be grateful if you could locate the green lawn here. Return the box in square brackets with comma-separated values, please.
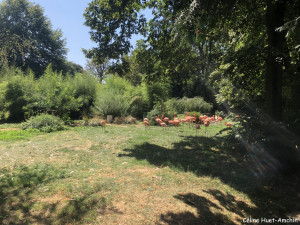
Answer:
[0, 123, 299, 224]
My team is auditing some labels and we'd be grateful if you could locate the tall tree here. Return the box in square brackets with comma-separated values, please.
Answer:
[172, 0, 300, 121]
[0, 0, 67, 76]
[265, 0, 287, 121]
[83, 0, 300, 121]
[83, 0, 148, 64]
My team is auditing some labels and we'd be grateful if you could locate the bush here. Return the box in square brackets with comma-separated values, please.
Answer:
[68, 72, 97, 119]
[146, 97, 213, 125]
[92, 75, 171, 119]
[22, 114, 65, 133]
[104, 75, 132, 94]
[94, 75, 144, 118]
[215, 110, 226, 118]
[0, 66, 98, 122]
[0, 67, 35, 122]
[93, 88, 131, 117]
[146, 103, 168, 125]
[0, 81, 8, 121]
[30, 65, 82, 120]
[165, 97, 213, 114]
[143, 82, 170, 109]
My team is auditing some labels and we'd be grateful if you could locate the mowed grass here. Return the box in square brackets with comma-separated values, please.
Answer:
[0, 123, 299, 224]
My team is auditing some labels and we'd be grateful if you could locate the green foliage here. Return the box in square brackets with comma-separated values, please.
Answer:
[85, 58, 110, 82]
[147, 96, 213, 124]
[28, 66, 81, 120]
[215, 110, 226, 118]
[92, 75, 169, 119]
[103, 75, 132, 94]
[129, 81, 170, 118]
[0, 81, 8, 121]
[143, 81, 170, 109]
[0, 67, 35, 121]
[67, 72, 98, 118]
[21, 114, 65, 133]
[83, 0, 147, 63]
[146, 103, 165, 125]
[83, 0, 300, 122]
[165, 97, 213, 114]
[0, 66, 98, 122]
[171, 0, 300, 121]
[93, 76, 131, 117]
[125, 84, 149, 118]
[108, 53, 144, 86]
[64, 61, 84, 76]
[0, 0, 67, 76]
[93, 88, 131, 117]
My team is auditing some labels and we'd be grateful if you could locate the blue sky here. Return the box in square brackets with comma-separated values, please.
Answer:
[30, 0, 151, 67]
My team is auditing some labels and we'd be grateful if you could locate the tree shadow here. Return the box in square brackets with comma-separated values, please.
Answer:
[119, 136, 254, 191]
[119, 135, 300, 223]
[158, 192, 236, 225]
[0, 164, 120, 224]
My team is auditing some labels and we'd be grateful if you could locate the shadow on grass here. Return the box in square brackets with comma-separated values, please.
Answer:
[119, 135, 300, 224]
[0, 164, 114, 224]
[159, 192, 236, 225]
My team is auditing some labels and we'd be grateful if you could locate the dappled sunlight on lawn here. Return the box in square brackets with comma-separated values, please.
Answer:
[120, 135, 300, 224]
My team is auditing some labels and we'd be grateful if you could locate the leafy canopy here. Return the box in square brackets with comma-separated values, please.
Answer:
[83, 0, 148, 63]
[0, 0, 67, 76]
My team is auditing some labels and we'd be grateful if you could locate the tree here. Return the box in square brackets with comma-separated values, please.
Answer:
[85, 58, 110, 82]
[64, 61, 84, 76]
[171, 0, 300, 121]
[0, 0, 67, 76]
[83, 0, 300, 121]
[83, 0, 148, 64]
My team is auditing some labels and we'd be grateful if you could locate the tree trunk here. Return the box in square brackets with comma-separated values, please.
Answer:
[265, 0, 286, 121]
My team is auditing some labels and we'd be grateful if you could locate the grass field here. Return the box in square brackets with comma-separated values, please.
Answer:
[0, 123, 299, 224]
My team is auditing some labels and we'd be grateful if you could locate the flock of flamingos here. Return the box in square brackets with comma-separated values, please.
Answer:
[143, 112, 235, 131]
[98, 113, 235, 135]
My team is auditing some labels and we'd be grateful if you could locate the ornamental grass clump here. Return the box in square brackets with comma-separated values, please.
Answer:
[22, 114, 65, 133]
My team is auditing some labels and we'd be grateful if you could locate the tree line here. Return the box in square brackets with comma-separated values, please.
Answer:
[83, 0, 300, 122]
[1, 0, 299, 124]
[0, 0, 83, 76]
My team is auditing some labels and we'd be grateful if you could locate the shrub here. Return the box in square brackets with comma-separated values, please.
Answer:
[93, 88, 131, 117]
[0, 81, 8, 121]
[93, 75, 170, 119]
[143, 82, 170, 109]
[70, 73, 97, 118]
[30, 65, 82, 120]
[94, 75, 146, 118]
[22, 114, 65, 132]
[146, 103, 168, 125]
[1, 68, 35, 122]
[215, 110, 226, 118]
[104, 75, 132, 94]
[0, 65, 98, 122]
[165, 97, 213, 114]
[126, 84, 150, 119]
